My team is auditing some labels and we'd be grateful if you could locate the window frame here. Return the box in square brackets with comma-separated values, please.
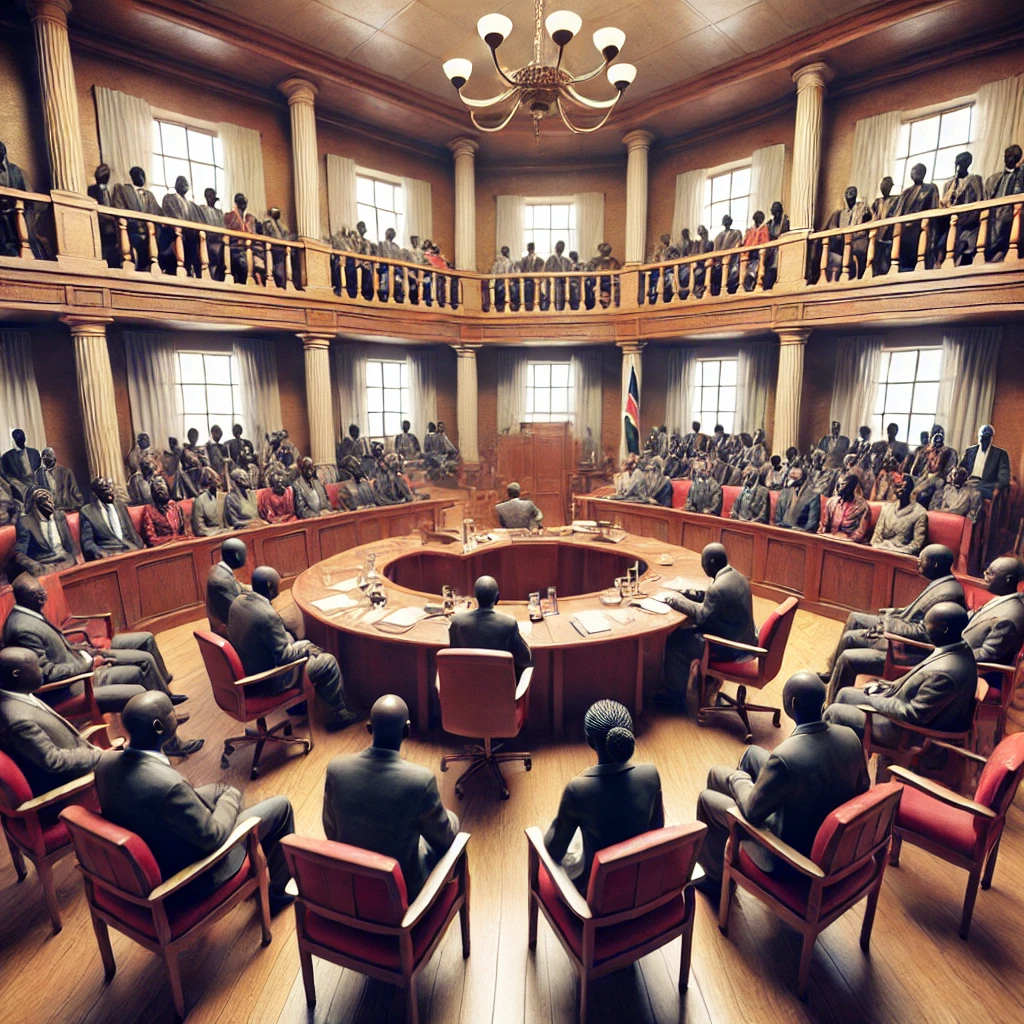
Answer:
[702, 163, 752, 235]
[365, 357, 410, 440]
[893, 100, 975, 190]
[355, 169, 406, 249]
[522, 196, 577, 262]
[690, 357, 738, 436]
[175, 350, 244, 442]
[150, 116, 225, 205]
[870, 346, 944, 448]
[524, 360, 575, 425]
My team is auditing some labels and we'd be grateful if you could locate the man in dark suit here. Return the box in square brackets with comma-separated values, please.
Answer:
[15, 486, 81, 572]
[448, 575, 533, 679]
[653, 543, 757, 711]
[322, 694, 458, 898]
[33, 447, 83, 511]
[206, 537, 249, 639]
[1, 428, 41, 498]
[494, 482, 543, 531]
[228, 566, 359, 730]
[292, 457, 333, 519]
[964, 556, 1024, 663]
[78, 477, 144, 561]
[94, 692, 295, 912]
[960, 425, 1010, 501]
[696, 672, 868, 892]
[824, 544, 965, 702]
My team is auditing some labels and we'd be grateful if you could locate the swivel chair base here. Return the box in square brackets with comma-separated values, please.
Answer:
[222, 716, 311, 780]
[441, 738, 532, 800]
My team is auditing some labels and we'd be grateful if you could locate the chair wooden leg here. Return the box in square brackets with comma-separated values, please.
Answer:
[981, 836, 1002, 890]
[528, 893, 539, 950]
[860, 871, 883, 950]
[36, 859, 62, 934]
[679, 921, 693, 992]
[960, 867, 983, 940]
[299, 947, 316, 1007]
[718, 873, 734, 935]
[406, 975, 419, 1024]
[250, 737, 266, 780]
[92, 914, 116, 980]
[257, 866, 272, 945]
[577, 975, 588, 1024]
[5, 834, 26, 881]
[888, 833, 902, 867]
[163, 945, 186, 1020]
[459, 899, 471, 957]
[797, 932, 816, 1000]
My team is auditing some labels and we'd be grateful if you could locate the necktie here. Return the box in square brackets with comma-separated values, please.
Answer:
[44, 516, 65, 556]
[104, 502, 124, 540]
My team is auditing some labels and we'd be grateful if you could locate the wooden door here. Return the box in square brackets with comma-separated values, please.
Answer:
[531, 423, 568, 526]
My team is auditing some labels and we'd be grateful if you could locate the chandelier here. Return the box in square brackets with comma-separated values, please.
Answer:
[441, 1, 636, 136]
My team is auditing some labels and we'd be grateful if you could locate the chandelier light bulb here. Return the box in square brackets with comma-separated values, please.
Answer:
[607, 62, 637, 90]
[592, 26, 625, 61]
[477, 13, 513, 49]
[545, 10, 583, 47]
[442, 58, 473, 90]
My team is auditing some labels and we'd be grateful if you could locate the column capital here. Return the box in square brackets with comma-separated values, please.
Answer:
[617, 340, 647, 355]
[792, 62, 833, 91]
[448, 137, 479, 160]
[27, 0, 71, 24]
[452, 343, 481, 357]
[775, 327, 811, 347]
[298, 332, 334, 349]
[622, 129, 655, 153]
[279, 76, 319, 106]
[60, 315, 112, 337]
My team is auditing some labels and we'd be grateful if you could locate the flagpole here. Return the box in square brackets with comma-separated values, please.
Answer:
[618, 340, 645, 465]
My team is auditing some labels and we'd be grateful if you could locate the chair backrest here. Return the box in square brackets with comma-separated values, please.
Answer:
[586, 822, 706, 916]
[436, 649, 520, 739]
[757, 596, 799, 682]
[193, 630, 247, 717]
[720, 486, 741, 519]
[670, 480, 691, 509]
[60, 804, 162, 897]
[974, 732, 1024, 818]
[0, 524, 16, 571]
[810, 782, 903, 876]
[41, 574, 71, 625]
[281, 835, 409, 927]
[0, 587, 15, 632]
[0, 750, 33, 815]
[65, 511, 81, 547]
[926, 510, 971, 574]
[127, 505, 146, 533]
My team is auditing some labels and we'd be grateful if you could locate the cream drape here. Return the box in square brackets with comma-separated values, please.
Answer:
[574, 192, 605, 266]
[937, 327, 1002, 455]
[828, 335, 883, 439]
[123, 331, 182, 447]
[0, 329, 47, 450]
[94, 87, 152, 187]
[334, 341, 368, 435]
[496, 348, 527, 435]
[407, 347, 437, 440]
[233, 339, 283, 447]
[975, 75, 1024, 178]
[495, 195, 525, 261]
[671, 168, 707, 240]
[571, 348, 602, 453]
[750, 145, 786, 219]
[327, 155, 358, 240]
[736, 343, 779, 437]
[665, 347, 694, 437]
[401, 177, 433, 249]
[218, 122, 267, 218]
[849, 110, 903, 203]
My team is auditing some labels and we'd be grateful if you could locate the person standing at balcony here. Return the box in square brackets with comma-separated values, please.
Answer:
[88, 163, 121, 267]
[712, 215, 743, 294]
[197, 188, 225, 279]
[895, 163, 940, 271]
[984, 144, 1024, 263]
[518, 241, 544, 311]
[761, 202, 789, 289]
[262, 207, 295, 290]
[648, 232, 675, 304]
[934, 152, 985, 266]
[824, 186, 871, 281]
[870, 177, 899, 276]
[690, 225, 714, 298]
[544, 239, 573, 311]
[159, 175, 203, 277]
[742, 211, 770, 291]
[223, 193, 265, 285]
[376, 225, 403, 302]
[112, 166, 162, 270]
[488, 245, 515, 311]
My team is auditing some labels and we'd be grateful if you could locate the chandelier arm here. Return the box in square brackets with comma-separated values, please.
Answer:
[457, 87, 519, 109]
[469, 97, 524, 133]
[488, 47, 521, 89]
[563, 85, 621, 110]
[568, 60, 610, 84]
[556, 93, 620, 134]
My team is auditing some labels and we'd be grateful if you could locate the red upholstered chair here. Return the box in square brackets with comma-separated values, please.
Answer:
[0, 586, 15, 628]
[281, 832, 471, 1024]
[193, 630, 313, 780]
[888, 733, 1024, 939]
[926, 510, 972, 574]
[526, 822, 707, 1024]
[720, 485, 741, 519]
[435, 649, 532, 800]
[691, 596, 799, 743]
[35, 670, 103, 727]
[59, 803, 271, 1020]
[670, 479, 691, 508]
[65, 511, 81, 549]
[42, 573, 114, 649]
[719, 782, 903, 999]
[0, 523, 17, 575]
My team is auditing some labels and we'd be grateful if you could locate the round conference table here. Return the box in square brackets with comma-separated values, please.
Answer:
[293, 530, 703, 737]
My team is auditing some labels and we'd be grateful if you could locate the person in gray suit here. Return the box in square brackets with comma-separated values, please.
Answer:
[823, 544, 965, 702]
[78, 477, 144, 561]
[323, 694, 459, 898]
[292, 457, 333, 518]
[227, 566, 359, 731]
[965, 556, 1024, 663]
[14, 487, 80, 572]
[696, 672, 868, 893]
[960, 424, 1011, 501]
[206, 537, 248, 639]
[653, 543, 757, 711]
[33, 447, 83, 512]
[494, 482, 543, 531]
[448, 575, 533, 679]
[94, 692, 296, 913]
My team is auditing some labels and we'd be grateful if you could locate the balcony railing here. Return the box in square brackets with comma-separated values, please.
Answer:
[331, 251, 465, 311]
[0, 185, 55, 261]
[479, 269, 620, 314]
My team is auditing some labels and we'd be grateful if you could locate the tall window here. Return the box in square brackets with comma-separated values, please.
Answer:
[525, 361, 574, 423]
[871, 348, 942, 446]
[703, 166, 750, 234]
[894, 103, 974, 189]
[366, 359, 409, 438]
[356, 174, 405, 246]
[691, 359, 737, 436]
[151, 120, 225, 201]
[176, 352, 243, 440]
[523, 201, 577, 260]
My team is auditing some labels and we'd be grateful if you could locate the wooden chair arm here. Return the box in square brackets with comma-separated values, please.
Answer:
[976, 661, 1015, 678]
[515, 666, 534, 702]
[881, 633, 934, 651]
[147, 818, 260, 902]
[236, 657, 310, 688]
[525, 826, 592, 920]
[401, 832, 471, 929]
[725, 808, 825, 879]
[923, 739, 988, 765]
[857, 706, 968, 742]
[66, 612, 113, 622]
[702, 634, 769, 657]
[17, 773, 95, 813]
[888, 766, 997, 819]
[35, 672, 95, 693]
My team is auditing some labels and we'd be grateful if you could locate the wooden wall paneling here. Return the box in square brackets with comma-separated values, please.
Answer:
[135, 551, 200, 621]
[818, 546, 876, 612]
[893, 567, 929, 608]
[62, 570, 127, 632]
[259, 528, 312, 580]
[681, 519, 717, 552]
[318, 520, 360, 560]
[721, 529, 755, 578]
[763, 535, 807, 594]
[357, 518, 383, 544]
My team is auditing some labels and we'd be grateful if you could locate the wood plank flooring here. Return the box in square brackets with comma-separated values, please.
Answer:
[0, 594, 1021, 1024]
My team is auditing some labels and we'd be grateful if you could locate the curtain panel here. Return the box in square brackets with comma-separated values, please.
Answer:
[736, 343, 779, 437]
[334, 342, 368, 436]
[665, 347, 695, 437]
[327, 155, 358, 241]
[495, 195, 525, 261]
[218, 122, 267, 221]
[750, 145, 786, 219]
[94, 87, 152, 187]
[975, 75, 1024, 178]
[937, 327, 1003, 455]
[849, 110, 903, 204]
[0, 329, 47, 450]
[407, 347, 437, 441]
[574, 192, 605, 267]
[496, 349, 527, 435]
[402, 177, 433, 250]
[571, 348, 602, 453]
[671, 168, 707, 241]
[233, 338, 283, 447]
[828, 336, 884, 439]
[123, 331, 182, 448]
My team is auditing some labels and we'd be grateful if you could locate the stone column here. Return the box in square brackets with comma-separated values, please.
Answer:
[790, 63, 833, 230]
[448, 138, 478, 272]
[453, 344, 480, 463]
[623, 130, 655, 265]
[279, 77, 321, 241]
[618, 340, 645, 464]
[773, 327, 811, 454]
[299, 333, 335, 470]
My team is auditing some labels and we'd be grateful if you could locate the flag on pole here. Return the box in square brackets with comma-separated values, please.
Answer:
[623, 365, 640, 455]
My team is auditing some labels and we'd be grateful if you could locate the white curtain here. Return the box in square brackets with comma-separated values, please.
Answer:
[671, 168, 707, 240]
[975, 75, 1024, 178]
[574, 192, 605, 266]
[750, 145, 786, 219]
[94, 87, 152, 187]
[937, 327, 1002, 455]
[495, 195, 525, 261]
[334, 342, 368, 435]
[496, 349, 527, 435]
[571, 348, 602, 452]
[218, 122, 267, 219]
[406, 347, 437, 440]
[0, 330, 47, 450]
[828, 336, 884, 438]
[736, 343, 779, 437]
[665, 347, 695, 437]
[402, 177, 433, 249]
[849, 110, 903, 204]
[233, 339, 283, 447]
[327, 155, 358, 240]
[123, 331, 182, 448]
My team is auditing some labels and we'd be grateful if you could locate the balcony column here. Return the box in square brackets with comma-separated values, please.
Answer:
[279, 77, 321, 241]
[448, 138, 478, 271]
[618, 340, 645, 465]
[773, 327, 811, 454]
[299, 333, 335, 471]
[623, 130, 655, 265]
[790, 63, 832, 230]
[453, 344, 480, 464]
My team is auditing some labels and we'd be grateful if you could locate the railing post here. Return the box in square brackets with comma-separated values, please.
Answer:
[198, 229, 210, 280]
[866, 226, 877, 277]
[146, 221, 160, 275]
[221, 234, 234, 285]
[1007, 202, 1021, 263]
[14, 200, 32, 259]
[914, 217, 929, 271]
[945, 214, 958, 267]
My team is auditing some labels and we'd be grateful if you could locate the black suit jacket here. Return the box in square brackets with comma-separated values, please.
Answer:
[0, 446, 41, 485]
[885, 574, 966, 641]
[14, 510, 79, 569]
[963, 593, 1024, 664]
[33, 464, 84, 511]
[1, 606, 93, 699]
[206, 561, 245, 637]
[448, 607, 533, 676]
[228, 590, 308, 691]
[78, 499, 143, 560]
[293, 476, 331, 518]
[663, 565, 757, 660]
[960, 444, 1011, 496]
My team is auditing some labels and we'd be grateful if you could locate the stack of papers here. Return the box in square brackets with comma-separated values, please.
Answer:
[311, 594, 359, 613]
[571, 610, 612, 635]
[380, 607, 428, 628]
[636, 598, 671, 615]
[518, 620, 533, 637]
[328, 577, 361, 592]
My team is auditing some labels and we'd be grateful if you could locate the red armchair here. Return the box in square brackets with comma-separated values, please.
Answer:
[41, 573, 113, 649]
[888, 733, 1024, 939]
[60, 803, 271, 1020]
[281, 831, 471, 1024]
[719, 782, 903, 999]
[36, 670, 103, 728]
[193, 630, 313, 779]
[527, 822, 707, 1024]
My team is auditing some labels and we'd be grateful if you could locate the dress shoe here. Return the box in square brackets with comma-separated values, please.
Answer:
[169, 693, 189, 706]
[269, 893, 296, 916]
[324, 707, 361, 731]
[163, 737, 205, 757]
[174, 711, 191, 724]
[286, 702, 308, 717]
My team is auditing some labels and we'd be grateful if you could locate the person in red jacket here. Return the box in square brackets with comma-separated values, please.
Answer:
[140, 475, 188, 546]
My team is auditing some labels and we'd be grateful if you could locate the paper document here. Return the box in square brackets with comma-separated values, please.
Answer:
[329, 577, 361, 592]
[518, 620, 533, 637]
[636, 598, 671, 615]
[571, 610, 612, 635]
[381, 607, 429, 627]
[661, 577, 707, 593]
[311, 594, 359, 613]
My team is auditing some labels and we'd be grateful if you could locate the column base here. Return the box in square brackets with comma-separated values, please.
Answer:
[51, 190, 105, 268]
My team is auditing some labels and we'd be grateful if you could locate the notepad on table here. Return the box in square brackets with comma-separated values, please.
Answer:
[636, 598, 671, 615]
[571, 610, 612, 635]
[311, 594, 359, 613]
[381, 607, 428, 628]
[518, 620, 533, 637]
[661, 576, 707, 594]
[329, 577, 361, 592]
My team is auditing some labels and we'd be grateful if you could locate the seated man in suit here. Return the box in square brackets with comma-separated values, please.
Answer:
[823, 543, 965, 702]
[448, 575, 533, 679]
[228, 566, 359, 731]
[94, 691, 295, 913]
[14, 486, 81, 573]
[773, 465, 821, 532]
[653, 543, 757, 711]
[191, 467, 229, 537]
[965, 556, 1024, 663]
[292, 457, 333, 518]
[494, 481, 543, 531]
[960, 424, 1010, 501]
[78, 476, 145, 561]
[695, 672, 869, 894]
[323, 694, 458, 899]
[206, 537, 248, 639]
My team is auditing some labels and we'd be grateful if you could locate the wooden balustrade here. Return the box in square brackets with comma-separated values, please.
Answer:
[332, 251, 467, 311]
[478, 269, 622, 314]
[0, 185, 54, 261]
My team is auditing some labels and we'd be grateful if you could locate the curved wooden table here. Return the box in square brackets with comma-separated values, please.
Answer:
[293, 531, 701, 737]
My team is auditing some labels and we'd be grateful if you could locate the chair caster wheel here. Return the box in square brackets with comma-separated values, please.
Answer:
[772, 711, 782, 727]
[524, 758, 532, 772]
[500, 788, 510, 801]
[220, 755, 231, 770]
[250, 767, 260, 781]
[223, 743, 234, 755]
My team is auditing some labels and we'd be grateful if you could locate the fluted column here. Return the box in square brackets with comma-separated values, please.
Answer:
[618, 340, 645, 464]
[28, 0, 86, 194]
[790, 63, 832, 230]
[448, 138, 478, 271]
[299, 333, 335, 469]
[279, 77, 321, 241]
[773, 328, 811, 454]
[623, 130, 655, 265]
[453, 344, 480, 463]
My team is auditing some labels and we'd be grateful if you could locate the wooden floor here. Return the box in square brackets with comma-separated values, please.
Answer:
[1, 594, 1022, 1024]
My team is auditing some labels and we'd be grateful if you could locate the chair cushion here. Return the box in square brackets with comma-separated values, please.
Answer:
[707, 657, 760, 682]
[242, 687, 305, 718]
[895, 785, 982, 860]
[4, 815, 70, 857]
[670, 480, 691, 509]
[302, 877, 460, 970]
[720, 486, 741, 519]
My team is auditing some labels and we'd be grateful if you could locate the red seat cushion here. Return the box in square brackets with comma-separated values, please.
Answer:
[707, 657, 760, 682]
[242, 687, 305, 718]
[302, 877, 460, 970]
[4, 816, 70, 856]
[671, 480, 691, 509]
[925, 511, 966, 555]
[896, 785, 983, 860]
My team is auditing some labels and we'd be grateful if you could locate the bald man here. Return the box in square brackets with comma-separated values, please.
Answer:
[448, 575, 533, 679]
[964, 556, 1024, 664]
[494, 482, 543, 531]
[206, 537, 249, 639]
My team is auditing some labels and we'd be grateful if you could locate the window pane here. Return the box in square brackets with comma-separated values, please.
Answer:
[161, 122, 188, 158]
[204, 355, 232, 384]
[368, 413, 382, 436]
[378, 211, 397, 236]
[178, 353, 205, 381]
[164, 157, 190, 190]
[896, 122, 910, 158]
[908, 414, 934, 443]
[533, 205, 550, 228]
[711, 173, 730, 203]
[887, 350, 918, 383]
[719, 412, 734, 434]
[719, 387, 736, 412]
[206, 385, 233, 412]
[551, 387, 569, 413]
[181, 384, 207, 412]
[886, 382, 913, 414]
[720, 360, 737, 386]
[702, 361, 720, 386]
[366, 360, 383, 387]
[908, 115, 940, 156]
[383, 411, 402, 436]
[551, 205, 569, 229]
[187, 129, 213, 164]
[939, 106, 971, 148]
[374, 180, 392, 210]
[731, 167, 751, 197]
[917, 349, 942, 380]
[184, 414, 208, 439]
[382, 361, 401, 388]
[731, 197, 749, 229]
[912, 381, 939, 414]
[191, 163, 216, 198]
[383, 389, 402, 412]
[933, 146, 959, 182]
[357, 176, 375, 205]
[534, 389, 550, 412]
[551, 363, 569, 387]
[534, 363, 550, 387]
[367, 387, 384, 413]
